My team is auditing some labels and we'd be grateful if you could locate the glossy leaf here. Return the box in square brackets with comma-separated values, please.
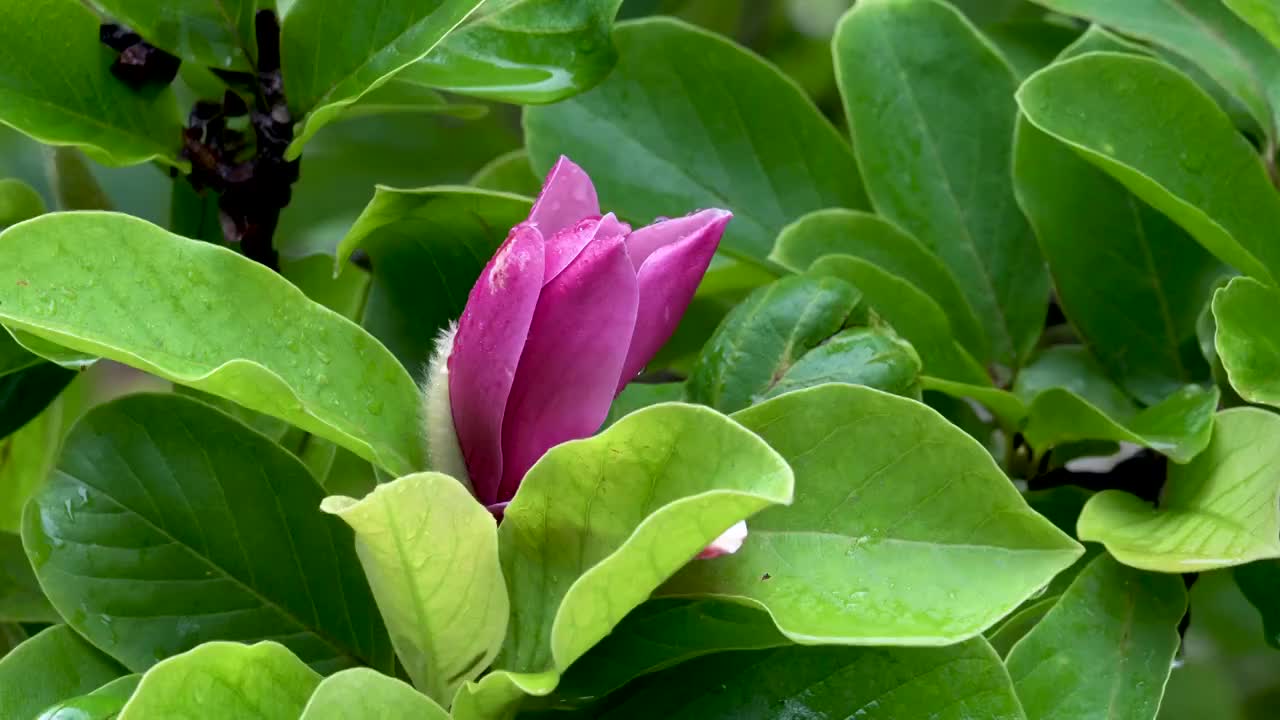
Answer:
[23, 394, 394, 673]
[300, 668, 450, 720]
[0, 179, 44, 228]
[553, 599, 789, 704]
[282, 0, 483, 153]
[0, 212, 423, 475]
[0, 331, 40, 378]
[334, 80, 488, 123]
[452, 670, 557, 720]
[337, 187, 531, 369]
[0, 0, 185, 167]
[470, 150, 542, 196]
[36, 675, 140, 720]
[119, 641, 320, 718]
[0, 532, 56, 622]
[592, 639, 1024, 719]
[834, 0, 1048, 365]
[1015, 30, 1222, 405]
[406, 0, 621, 104]
[686, 276, 860, 413]
[496, 402, 793, 674]
[986, 597, 1057, 658]
[1028, 0, 1280, 136]
[772, 208, 987, 358]
[1006, 555, 1187, 720]
[1018, 53, 1280, 285]
[665, 384, 1082, 644]
[1227, 0, 1280, 49]
[525, 18, 868, 265]
[92, 0, 266, 70]
[1079, 408, 1280, 571]
[1213, 277, 1280, 408]
[807, 255, 992, 385]
[0, 625, 123, 719]
[764, 326, 922, 401]
[1234, 560, 1280, 648]
[321, 473, 506, 704]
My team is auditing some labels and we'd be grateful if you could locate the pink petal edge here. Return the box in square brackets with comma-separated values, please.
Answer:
[697, 521, 749, 559]
[527, 156, 600, 238]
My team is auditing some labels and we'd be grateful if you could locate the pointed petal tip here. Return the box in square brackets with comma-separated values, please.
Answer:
[529, 157, 600, 237]
[697, 521, 749, 559]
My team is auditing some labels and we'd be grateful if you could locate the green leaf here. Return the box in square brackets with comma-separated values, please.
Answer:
[603, 382, 685, 429]
[0, 362, 76, 441]
[807, 255, 992, 385]
[0, 0, 185, 167]
[771, 208, 987, 359]
[834, 0, 1048, 365]
[687, 276, 860, 413]
[0, 212, 423, 475]
[404, 0, 621, 104]
[119, 641, 320, 718]
[332, 80, 488, 123]
[664, 384, 1082, 644]
[92, 0, 266, 70]
[36, 675, 141, 720]
[281, 0, 483, 154]
[0, 377, 73, 533]
[0, 625, 123, 719]
[525, 18, 868, 266]
[1015, 31, 1223, 406]
[1078, 407, 1280, 571]
[553, 599, 789, 704]
[496, 403, 793, 675]
[1006, 554, 1187, 719]
[590, 639, 1025, 719]
[300, 667, 449, 720]
[22, 394, 394, 673]
[1233, 560, 1280, 648]
[1017, 53, 1280, 285]
[0, 331, 41, 378]
[986, 596, 1056, 657]
[984, 19, 1082, 79]
[1028, 0, 1280, 137]
[1014, 346, 1218, 463]
[451, 670, 557, 720]
[0, 179, 44, 228]
[470, 150, 542, 196]
[321, 473, 506, 704]
[0, 532, 56, 622]
[1213, 276, 1280, 408]
[337, 187, 531, 370]
[1227, 0, 1280, 49]
[765, 326, 922, 401]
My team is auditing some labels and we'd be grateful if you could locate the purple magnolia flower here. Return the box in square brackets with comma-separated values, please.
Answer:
[423, 156, 731, 518]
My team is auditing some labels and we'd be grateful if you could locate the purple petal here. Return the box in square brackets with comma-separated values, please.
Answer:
[449, 223, 546, 505]
[527, 156, 600, 237]
[498, 233, 640, 501]
[697, 521, 749, 559]
[543, 213, 632, 283]
[617, 209, 731, 388]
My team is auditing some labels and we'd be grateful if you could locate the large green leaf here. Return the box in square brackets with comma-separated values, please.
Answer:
[281, 0, 483, 153]
[321, 473, 506, 704]
[1078, 408, 1280, 571]
[335, 187, 531, 370]
[496, 403, 792, 676]
[1227, 0, 1280, 49]
[0, 0, 185, 167]
[1015, 29, 1223, 406]
[119, 641, 320, 718]
[22, 394, 394, 673]
[92, 0, 268, 71]
[807, 255, 992, 385]
[834, 0, 1048, 365]
[0, 532, 55, 622]
[525, 18, 868, 266]
[405, 0, 621, 104]
[591, 639, 1025, 719]
[1006, 555, 1187, 719]
[0, 625, 123, 719]
[36, 674, 140, 720]
[1213, 276, 1280, 407]
[300, 668, 450, 720]
[772, 208, 987, 358]
[664, 384, 1082, 644]
[1018, 53, 1280, 285]
[0, 178, 44, 228]
[1028, 0, 1280, 137]
[553, 599, 789, 705]
[0, 212, 423, 475]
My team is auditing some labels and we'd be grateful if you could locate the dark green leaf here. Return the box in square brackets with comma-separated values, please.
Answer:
[1213, 276, 1280, 408]
[0, 179, 44, 228]
[470, 150, 542, 196]
[1234, 560, 1280, 648]
[984, 19, 1082, 78]
[525, 18, 868, 266]
[92, 0, 267, 70]
[0, 363, 76, 441]
[834, 0, 1048, 365]
[0, 625, 123, 719]
[603, 382, 685, 429]
[36, 674, 140, 720]
[0, 532, 56, 622]
[22, 393, 394, 673]
[1227, 0, 1280, 49]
